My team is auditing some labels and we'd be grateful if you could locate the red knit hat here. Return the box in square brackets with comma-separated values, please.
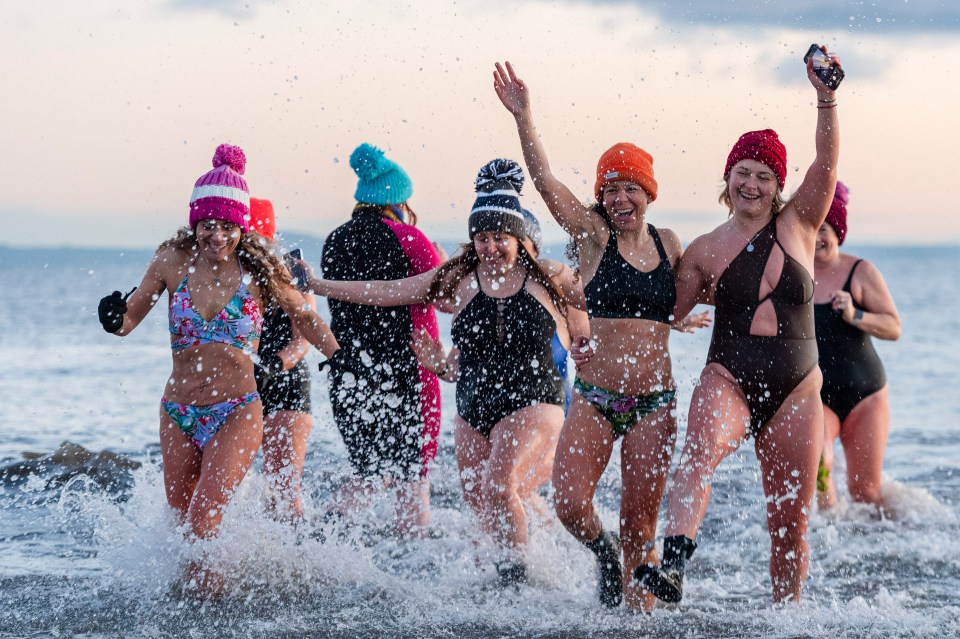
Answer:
[723, 129, 787, 191]
[825, 181, 849, 244]
[249, 198, 276, 240]
[595, 143, 658, 202]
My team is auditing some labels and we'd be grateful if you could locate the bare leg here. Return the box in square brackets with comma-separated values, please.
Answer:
[664, 366, 750, 538]
[262, 409, 313, 522]
[394, 477, 431, 537]
[188, 401, 264, 539]
[170, 401, 264, 597]
[483, 404, 564, 549]
[621, 402, 677, 612]
[551, 394, 616, 543]
[755, 370, 823, 603]
[840, 386, 889, 506]
[454, 417, 493, 528]
[818, 406, 842, 510]
[159, 410, 202, 523]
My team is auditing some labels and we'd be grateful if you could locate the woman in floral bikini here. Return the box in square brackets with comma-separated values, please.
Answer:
[97, 144, 343, 594]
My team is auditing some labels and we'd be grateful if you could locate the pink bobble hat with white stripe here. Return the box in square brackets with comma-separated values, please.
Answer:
[188, 144, 251, 232]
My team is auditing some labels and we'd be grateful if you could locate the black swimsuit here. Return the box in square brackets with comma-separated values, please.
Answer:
[255, 306, 312, 415]
[707, 217, 818, 435]
[583, 224, 676, 322]
[815, 260, 887, 421]
[452, 272, 565, 438]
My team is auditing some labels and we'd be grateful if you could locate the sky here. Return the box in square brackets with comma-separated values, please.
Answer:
[2, 0, 959, 248]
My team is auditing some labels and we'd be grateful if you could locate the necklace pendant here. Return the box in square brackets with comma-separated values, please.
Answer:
[746, 243, 755, 253]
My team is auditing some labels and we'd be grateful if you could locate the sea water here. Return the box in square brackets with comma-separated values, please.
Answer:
[0, 243, 958, 638]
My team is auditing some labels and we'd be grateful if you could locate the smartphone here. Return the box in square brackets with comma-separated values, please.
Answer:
[803, 44, 844, 90]
[283, 248, 309, 291]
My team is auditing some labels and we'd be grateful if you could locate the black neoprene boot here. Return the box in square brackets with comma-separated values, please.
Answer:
[634, 535, 697, 603]
[585, 530, 623, 608]
[495, 561, 528, 589]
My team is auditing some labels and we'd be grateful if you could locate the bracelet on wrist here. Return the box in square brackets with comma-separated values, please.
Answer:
[817, 97, 836, 103]
[817, 103, 837, 109]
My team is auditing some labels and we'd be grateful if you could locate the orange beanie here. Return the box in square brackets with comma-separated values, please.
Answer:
[594, 143, 658, 202]
[249, 197, 276, 239]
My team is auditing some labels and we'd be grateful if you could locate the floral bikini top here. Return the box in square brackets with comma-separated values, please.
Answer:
[168, 259, 263, 354]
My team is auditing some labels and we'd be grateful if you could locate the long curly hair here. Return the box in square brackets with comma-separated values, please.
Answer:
[428, 241, 566, 315]
[157, 226, 293, 308]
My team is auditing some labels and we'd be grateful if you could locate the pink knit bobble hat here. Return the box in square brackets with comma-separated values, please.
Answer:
[189, 144, 251, 232]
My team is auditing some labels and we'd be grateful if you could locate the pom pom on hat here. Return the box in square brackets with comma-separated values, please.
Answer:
[212, 143, 246, 174]
[825, 181, 849, 244]
[189, 143, 251, 232]
[249, 197, 276, 240]
[475, 159, 524, 194]
[350, 143, 413, 205]
[723, 129, 787, 191]
[595, 143, 658, 202]
[469, 159, 527, 241]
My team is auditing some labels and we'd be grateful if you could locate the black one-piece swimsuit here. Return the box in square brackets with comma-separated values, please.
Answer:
[452, 272, 564, 438]
[707, 216, 818, 435]
[814, 260, 886, 421]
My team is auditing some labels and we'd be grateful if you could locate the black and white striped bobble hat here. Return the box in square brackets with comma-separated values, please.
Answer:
[468, 159, 528, 241]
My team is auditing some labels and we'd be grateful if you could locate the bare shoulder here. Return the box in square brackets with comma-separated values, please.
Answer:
[537, 258, 567, 278]
[150, 246, 191, 282]
[851, 257, 884, 283]
[653, 226, 683, 259]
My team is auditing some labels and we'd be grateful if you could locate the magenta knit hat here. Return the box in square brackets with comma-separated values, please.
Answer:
[825, 181, 849, 244]
[723, 129, 787, 191]
[188, 144, 251, 232]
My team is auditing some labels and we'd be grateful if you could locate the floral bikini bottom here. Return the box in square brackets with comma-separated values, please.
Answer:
[573, 377, 675, 437]
[161, 391, 260, 450]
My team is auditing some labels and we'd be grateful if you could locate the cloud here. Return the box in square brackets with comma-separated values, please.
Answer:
[164, 0, 276, 19]
[585, 0, 960, 33]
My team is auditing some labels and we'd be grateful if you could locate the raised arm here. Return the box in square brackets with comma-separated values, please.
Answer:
[787, 46, 841, 231]
[494, 61, 605, 239]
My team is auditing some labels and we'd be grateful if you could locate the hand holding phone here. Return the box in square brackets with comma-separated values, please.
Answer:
[804, 44, 844, 90]
[283, 248, 309, 292]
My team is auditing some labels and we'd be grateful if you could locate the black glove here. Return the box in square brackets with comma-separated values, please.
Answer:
[98, 288, 135, 334]
[319, 349, 363, 377]
[255, 353, 284, 386]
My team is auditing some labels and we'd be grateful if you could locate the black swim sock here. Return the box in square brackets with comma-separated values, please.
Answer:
[635, 535, 696, 603]
[495, 561, 528, 589]
[584, 530, 623, 608]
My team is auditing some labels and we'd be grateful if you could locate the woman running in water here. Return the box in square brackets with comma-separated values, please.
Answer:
[320, 143, 442, 536]
[814, 182, 901, 510]
[97, 145, 341, 594]
[494, 61, 707, 611]
[638, 47, 843, 604]
[248, 197, 317, 522]
[306, 159, 569, 587]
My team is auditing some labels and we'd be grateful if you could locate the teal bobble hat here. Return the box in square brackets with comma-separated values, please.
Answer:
[350, 143, 413, 205]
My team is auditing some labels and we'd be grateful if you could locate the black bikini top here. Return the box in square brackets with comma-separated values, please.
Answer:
[713, 216, 815, 340]
[583, 224, 676, 323]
